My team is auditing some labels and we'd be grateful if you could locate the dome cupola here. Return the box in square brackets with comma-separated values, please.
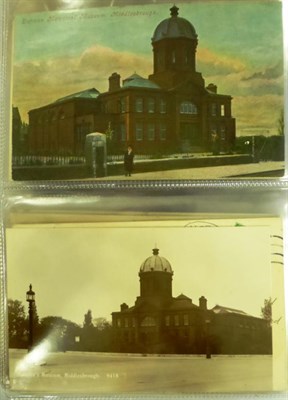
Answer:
[138, 247, 173, 302]
[149, 5, 199, 87]
[152, 5, 198, 43]
[140, 248, 173, 274]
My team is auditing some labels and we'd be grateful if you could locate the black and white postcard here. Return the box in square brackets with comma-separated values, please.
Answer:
[6, 216, 286, 394]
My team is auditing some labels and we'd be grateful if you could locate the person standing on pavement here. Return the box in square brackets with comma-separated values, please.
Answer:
[211, 131, 220, 155]
[124, 145, 134, 176]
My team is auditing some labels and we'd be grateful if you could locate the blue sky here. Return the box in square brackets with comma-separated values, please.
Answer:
[12, 0, 284, 135]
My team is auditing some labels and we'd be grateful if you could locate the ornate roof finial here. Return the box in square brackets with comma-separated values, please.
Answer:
[152, 247, 159, 256]
[170, 4, 179, 17]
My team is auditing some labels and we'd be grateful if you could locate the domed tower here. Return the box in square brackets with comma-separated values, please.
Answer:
[137, 247, 173, 305]
[149, 5, 201, 88]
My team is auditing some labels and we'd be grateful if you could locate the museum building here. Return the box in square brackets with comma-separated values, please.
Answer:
[27, 5, 236, 156]
[111, 247, 271, 355]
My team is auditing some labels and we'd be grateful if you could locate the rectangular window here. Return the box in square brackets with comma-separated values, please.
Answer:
[148, 124, 155, 141]
[211, 103, 217, 116]
[120, 98, 126, 113]
[160, 99, 167, 114]
[160, 123, 167, 141]
[120, 124, 126, 141]
[117, 319, 121, 327]
[135, 98, 143, 113]
[124, 318, 129, 328]
[136, 123, 143, 141]
[184, 314, 189, 326]
[171, 50, 176, 64]
[148, 98, 155, 113]
[221, 104, 225, 116]
[174, 315, 179, 326]
[220, 126, 226, 140]
[165, 316, 170, 326]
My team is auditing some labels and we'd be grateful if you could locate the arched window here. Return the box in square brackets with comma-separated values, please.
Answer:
[180, 101, 198, 115]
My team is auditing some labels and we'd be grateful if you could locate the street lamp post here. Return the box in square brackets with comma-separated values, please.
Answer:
[205, 318, 211, 359]
[26, 284, 35, 352]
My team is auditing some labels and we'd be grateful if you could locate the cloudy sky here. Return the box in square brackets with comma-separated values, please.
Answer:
[6, 220, 279, 326]
[11, 0, 284, 135]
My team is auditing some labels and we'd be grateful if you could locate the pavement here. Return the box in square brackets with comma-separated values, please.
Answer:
[8, 349, 273, 395]
[96, 161, 285, 181]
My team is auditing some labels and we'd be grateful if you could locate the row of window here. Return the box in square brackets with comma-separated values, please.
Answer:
[211, 103, 226, 117]
[119, 123, 167, 142]
[156, 48, 193, 67]
[33, 110, 66, 124]
[165, 314, 189, 327]
[120, 97, 167, 114]
[115, 314, 191, 328]
[115, 316, 265, 330]
[124, 99, 199, 116]
[33, 101, 228, 124]
[119, 99, 228, 117]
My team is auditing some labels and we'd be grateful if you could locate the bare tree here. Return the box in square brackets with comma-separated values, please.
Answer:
[261, 297, 276, 325]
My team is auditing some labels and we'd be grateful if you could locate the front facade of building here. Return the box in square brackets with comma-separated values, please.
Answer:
[27, 6, 236, 156]
[111, 248, 271, 355]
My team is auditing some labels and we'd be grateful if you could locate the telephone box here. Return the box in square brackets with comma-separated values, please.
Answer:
[85, 132, 107, 177]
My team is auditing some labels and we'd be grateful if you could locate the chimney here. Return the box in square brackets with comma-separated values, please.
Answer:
[199, 296, 207, 310]
[120, 303, 129, 311]
[109, 72, 121, 92]
[206, 83, 217, 94]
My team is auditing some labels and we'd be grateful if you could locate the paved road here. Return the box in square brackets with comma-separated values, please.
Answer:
[94, 161, 285, 181]
[8, 350, 272, 395]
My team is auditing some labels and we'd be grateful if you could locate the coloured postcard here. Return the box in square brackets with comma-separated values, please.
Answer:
[10, 0, 285, 181]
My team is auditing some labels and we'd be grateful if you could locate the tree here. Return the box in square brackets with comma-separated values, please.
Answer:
[261, 297, 276, 326]
[8, 299, 28, 348]
[278, 109, 284, 136]
[83, 309, 93, 328]
[93, 317, 111, 331]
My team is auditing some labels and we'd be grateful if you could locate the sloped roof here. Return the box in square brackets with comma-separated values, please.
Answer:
[123, 74, 160, 89]
[54, 88, 100, 103]
[212, 305, 250, 316]
[169, 294, 198, 310]
[176, 294, 192, 301]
